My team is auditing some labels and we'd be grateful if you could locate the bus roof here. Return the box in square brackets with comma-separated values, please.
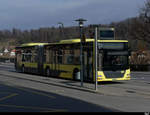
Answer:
[20, 43, 49, 47]
[17, 38, 128, 48]
[59, 38, 128, 44]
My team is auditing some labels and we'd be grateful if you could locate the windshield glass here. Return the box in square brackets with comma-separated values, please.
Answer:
[102, 51, 129, 71]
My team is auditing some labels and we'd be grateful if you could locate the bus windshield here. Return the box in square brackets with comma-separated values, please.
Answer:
[102, 51, 129, 71]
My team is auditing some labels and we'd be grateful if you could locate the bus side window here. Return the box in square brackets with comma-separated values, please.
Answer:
[43, 50, 46, 63]
[46, 48, 50, 63]
[58, 50, 63, 64]
[74, 49, 80, 65]
[67, 55, 73, 64]
[65, 49, 74, 65]
[51, 50, 55, 64]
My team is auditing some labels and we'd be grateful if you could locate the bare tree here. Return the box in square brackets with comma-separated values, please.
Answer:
[140, 0, 150, 23]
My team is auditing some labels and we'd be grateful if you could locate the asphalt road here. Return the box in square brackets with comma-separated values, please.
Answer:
[0, 83, 114, 112]
[0, 62, 150, 112]
[0, 63, 114, 112]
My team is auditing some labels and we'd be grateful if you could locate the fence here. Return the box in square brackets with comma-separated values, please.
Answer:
[130, 64, 150, 71]
[0, 57, 15, 63]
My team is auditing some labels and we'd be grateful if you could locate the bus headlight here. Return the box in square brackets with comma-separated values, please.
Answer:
[98, 75, 102, 77]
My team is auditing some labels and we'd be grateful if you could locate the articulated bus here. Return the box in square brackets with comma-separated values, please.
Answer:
[15, 38, 130, 82]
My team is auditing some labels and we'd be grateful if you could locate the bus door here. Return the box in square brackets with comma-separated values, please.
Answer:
[15, 49, 22, 72]
[48, 48, 55, 76]
[83, 51, 87, 81]
[51, 49, 55, 76]
[53, 50, 59, 76]
[93, 48, 103, 81]
[37, 45, 44, 75]
[83, 50, 93, 81]
[56, 50, 59, 76]
[97, 50, 103, 71]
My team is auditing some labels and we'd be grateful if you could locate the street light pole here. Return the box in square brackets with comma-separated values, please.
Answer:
[90, 24, 99, 91]
[58, 22, 64, 28]
[58, 22, 64, 39]
[95, 26, 98, 91]
[75, 18, 87, 87]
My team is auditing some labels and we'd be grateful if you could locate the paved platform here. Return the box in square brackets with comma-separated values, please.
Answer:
[1, 70, 150, 99]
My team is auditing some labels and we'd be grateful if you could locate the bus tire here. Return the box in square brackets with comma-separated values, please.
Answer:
[46, 68, 50, 77]
[73, 69, 80, 81]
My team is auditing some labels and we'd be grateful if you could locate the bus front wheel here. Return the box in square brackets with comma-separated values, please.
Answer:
[73, 69, 80, 81]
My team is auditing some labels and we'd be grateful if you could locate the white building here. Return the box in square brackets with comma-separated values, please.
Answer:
[4, 49, 9, 53]
[10, 49, 16, 56]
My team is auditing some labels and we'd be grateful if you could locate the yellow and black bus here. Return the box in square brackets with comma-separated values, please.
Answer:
[15, 38, 130, 82]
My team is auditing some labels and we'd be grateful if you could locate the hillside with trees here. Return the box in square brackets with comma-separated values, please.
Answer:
[0, 0, 150, 67]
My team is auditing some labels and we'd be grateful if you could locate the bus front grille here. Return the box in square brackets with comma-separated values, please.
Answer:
[103, 71, 124, 79]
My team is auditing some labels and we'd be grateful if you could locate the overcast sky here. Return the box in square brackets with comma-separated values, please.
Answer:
[0, 0, 146, 30]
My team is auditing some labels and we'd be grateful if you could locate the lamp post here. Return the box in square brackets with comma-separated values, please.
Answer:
[58, 22, 64, 28]
[75, 18, 87, 87]
[94, 26, 98, 91]
[58, 22, 64, 39]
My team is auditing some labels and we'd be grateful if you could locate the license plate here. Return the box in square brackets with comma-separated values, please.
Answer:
[112, 78, 116, 81]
